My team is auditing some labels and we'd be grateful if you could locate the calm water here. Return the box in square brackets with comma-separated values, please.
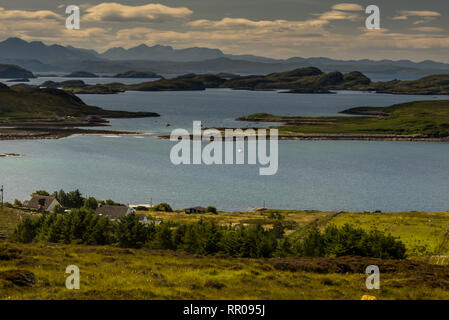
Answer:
[1, 89, 449, 212]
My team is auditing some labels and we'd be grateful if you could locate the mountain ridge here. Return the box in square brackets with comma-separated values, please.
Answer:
[1, 37, 449, 77]
[101, 43, 224, 61]
[0, 38, 101, 63]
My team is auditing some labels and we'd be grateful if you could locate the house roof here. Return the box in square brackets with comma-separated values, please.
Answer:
[27, 196, 58, 210]
[96, 205, 129, 219]
[184, 206, 207, 211]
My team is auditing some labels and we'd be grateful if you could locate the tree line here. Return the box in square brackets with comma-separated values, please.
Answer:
[11, 209, 406, 259]
[16, 189, 213, 215]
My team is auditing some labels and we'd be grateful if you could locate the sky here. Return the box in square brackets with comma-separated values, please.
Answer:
[0, 0, 448, 62]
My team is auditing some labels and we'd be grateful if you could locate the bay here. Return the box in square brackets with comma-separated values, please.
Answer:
[1, 88, 448, 212]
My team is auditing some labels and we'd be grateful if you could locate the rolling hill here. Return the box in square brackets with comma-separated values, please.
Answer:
[0, 64, 35, 79]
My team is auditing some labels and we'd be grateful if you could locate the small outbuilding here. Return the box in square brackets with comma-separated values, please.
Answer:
[135, 214, 161, 225]
[184, 206, 207, 214]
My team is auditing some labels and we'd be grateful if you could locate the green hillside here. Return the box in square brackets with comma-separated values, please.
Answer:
[370, 75, 449, 94]
[222, 67, 371, 92]
[239, 100, 449, 137]
[0, 86, 158, 122]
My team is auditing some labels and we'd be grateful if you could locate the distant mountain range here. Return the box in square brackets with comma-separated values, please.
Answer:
[0, 38, 101, 62]
[1, 37, 449, 78]
[102, 44, 224, 62]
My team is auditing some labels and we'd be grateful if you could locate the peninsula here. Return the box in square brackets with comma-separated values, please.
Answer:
[0, 83, 159, 140]
[0, 64, 35, 79]
[236, 100, 449, 141]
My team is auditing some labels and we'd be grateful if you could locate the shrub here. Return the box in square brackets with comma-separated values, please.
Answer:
[152, 203, 173, 212]
[297, 224, 406, 259]
[10, 206, 405, 260]
[11, 209, 114, 245]
[53, 204, 64, 214]
[54, 189, 84, 209]
[10, 217, 39, 243]
[273, 221, 285, 239]
[115, 213, 151, 249]
[83, 197, 98, 211]
[206, 206, 217, 214]
[32, 190, 49, 196]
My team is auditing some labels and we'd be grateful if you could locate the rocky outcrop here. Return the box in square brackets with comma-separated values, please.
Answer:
[0, 269, 36, 287]
[113, 70, 163, 79]
[64, 71, 98, 78]
[41, 80, 87, 89]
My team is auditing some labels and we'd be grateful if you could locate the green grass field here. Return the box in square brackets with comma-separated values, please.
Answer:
[140, 209, 333, 236]
[139, 208, 449, 258]
[329, 211, 449, 258]
[3, 241, 449, 300]
[0, 208, 22, 238]
[2, 207, 449, 299]
[241, 100, 449, 137]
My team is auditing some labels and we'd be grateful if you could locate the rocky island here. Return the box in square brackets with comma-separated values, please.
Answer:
[112, 70, 163, 79]
[63, 71, 99, 78]
[40, 80, 125, 94]
[41, 80, 86, 88]
[221, 67, 371, 92]
[36, 67, 449, 95]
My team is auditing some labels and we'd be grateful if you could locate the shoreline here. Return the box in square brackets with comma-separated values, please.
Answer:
[0, 127, 145, 141]
[157, 132, 449, 142]
[232, 100, 449, 142]
[0, 115, 157, 141]
[0, 153, 20, 157]
[3, 127, 449, 143]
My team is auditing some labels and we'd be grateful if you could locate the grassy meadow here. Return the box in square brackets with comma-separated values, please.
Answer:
[140, 208, 449, 258]
[240, 100, 449, 137]
[330, 211, 449, 258]
[2, 207, 449, 300]
[141, 209, 333, 237]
